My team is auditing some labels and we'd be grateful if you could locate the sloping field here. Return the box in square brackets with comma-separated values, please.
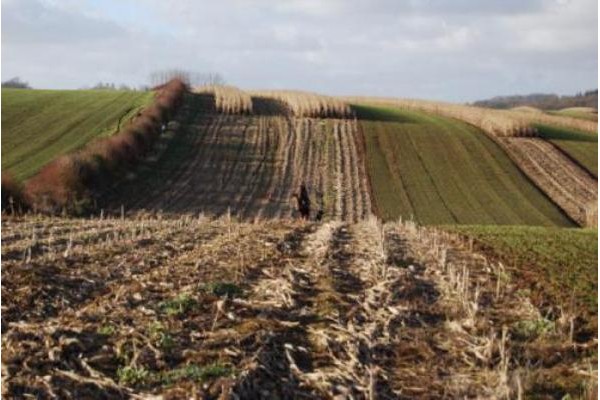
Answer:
[536, 124, 597, 177]
[354, 104, 573, 226]
[551, 107, 598, 122]
[2, 214, 594, 398]
[106, 94, 371, 222]
[1, 89, 154, 181]
[499, 137, 598, 226]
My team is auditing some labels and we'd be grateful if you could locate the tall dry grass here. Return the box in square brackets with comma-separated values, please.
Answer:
[510, 108, 597, 133]
[24, 79, 187, 214]
[254, 90, 352, 118]
[348, 97, 537, 137]
[194, 85, 253, 114]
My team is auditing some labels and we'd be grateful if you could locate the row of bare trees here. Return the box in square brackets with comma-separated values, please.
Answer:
[149, 70, 225, 88]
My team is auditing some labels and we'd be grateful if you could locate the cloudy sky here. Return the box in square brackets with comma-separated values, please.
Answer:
[2, 0, 597, 102]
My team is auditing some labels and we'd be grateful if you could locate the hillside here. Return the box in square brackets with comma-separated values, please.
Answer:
[353, 104, 573, 226]
[2, 213, 594, 398]
[103, 93, 371, 222]
[1, 89, 154, 181]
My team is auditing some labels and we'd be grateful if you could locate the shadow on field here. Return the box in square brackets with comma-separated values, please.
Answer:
[251, 96, 289, 116]
[350, 103, 421, 123]
[536, 124, 598, 143]
[192, 93, 217, 113]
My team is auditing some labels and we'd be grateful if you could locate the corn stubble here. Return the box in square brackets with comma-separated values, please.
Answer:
[194, 85, 253, 114]
[253, 90, 352, 118]
[2, 213, 594, 398]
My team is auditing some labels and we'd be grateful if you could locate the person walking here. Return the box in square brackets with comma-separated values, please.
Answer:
[293, 183, 311, 220]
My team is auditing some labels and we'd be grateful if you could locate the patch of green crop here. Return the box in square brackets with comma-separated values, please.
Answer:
[1, 88, 154, 181]
[353, 104, 573, 226]
[549, 109, 598, 122]
[444, 225, 597, 320]
[202, 281, 243, 298]
[158, 293, 197, 316]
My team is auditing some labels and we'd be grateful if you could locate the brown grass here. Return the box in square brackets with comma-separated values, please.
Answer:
[254, 90, 352, 118]
[347, 97, 536, 137]
[512, 109, 597, 133]
[23, 79, 187, 214]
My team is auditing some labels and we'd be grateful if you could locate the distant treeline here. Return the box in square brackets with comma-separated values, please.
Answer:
[472, 89, 598, 110]
[1, 77, 31, 89]
[1, 70, 225, 92]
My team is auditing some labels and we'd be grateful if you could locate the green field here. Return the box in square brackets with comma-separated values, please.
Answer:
[550, 109, 598, 122]
[445, 225, 597, 325]
[2, 88, 154, 181]
[354, 104, 573, 226]
[536, 124, 598, 177]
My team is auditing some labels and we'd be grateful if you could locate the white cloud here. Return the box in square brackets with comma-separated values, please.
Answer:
[1, 0, 596, 101]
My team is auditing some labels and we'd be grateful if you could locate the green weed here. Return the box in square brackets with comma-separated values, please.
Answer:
[158, 293, 196, 316]
[98, 324, 116, 336]
[147, 322, 175, 350]
[513, 318, 555, 341]
[117, 366, 150, 386]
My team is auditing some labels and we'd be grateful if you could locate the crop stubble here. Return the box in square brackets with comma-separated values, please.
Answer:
[2, 214, 593, 398]
[114, 94, 371, 222]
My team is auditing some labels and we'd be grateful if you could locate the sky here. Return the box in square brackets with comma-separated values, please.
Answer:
[1, 0, 598, 102]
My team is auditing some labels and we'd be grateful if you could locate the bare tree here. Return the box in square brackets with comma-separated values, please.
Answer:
[149, 70, 225, 88]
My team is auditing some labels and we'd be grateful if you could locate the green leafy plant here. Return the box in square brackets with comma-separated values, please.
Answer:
[513, 318, 555, 341]
[148, 321, 175, 350]
[98, 324, 116, 336]
[158, 293, 196, 316]
[117, 366, 150, 386]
